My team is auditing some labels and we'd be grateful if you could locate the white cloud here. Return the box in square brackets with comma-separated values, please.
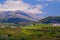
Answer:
[0, 0, 43, 14]
[38, 0, 60, 2]
[45, 3, 48, 6]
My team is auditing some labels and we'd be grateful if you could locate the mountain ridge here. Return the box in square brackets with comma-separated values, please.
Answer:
[0, 10, 41, 23]
[0, 10, 43, 21]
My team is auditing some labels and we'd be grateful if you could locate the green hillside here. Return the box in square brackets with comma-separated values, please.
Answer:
[38, 16, 60, 24]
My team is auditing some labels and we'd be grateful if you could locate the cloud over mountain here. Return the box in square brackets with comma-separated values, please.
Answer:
[0, 10, 43, 22]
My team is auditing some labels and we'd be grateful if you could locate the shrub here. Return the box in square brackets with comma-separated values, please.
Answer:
[8, 34, 12, 37]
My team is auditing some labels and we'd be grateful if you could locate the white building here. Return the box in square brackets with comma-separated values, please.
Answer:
[53, 23, 60, 26]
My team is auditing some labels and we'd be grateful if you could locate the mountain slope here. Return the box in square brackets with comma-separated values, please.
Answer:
[0, 18, 31, 23]
[38, 16, 60, 24]
[0, 10, 41, 23]
[0, 10, 35, 22]
[0, 10, 43, 21]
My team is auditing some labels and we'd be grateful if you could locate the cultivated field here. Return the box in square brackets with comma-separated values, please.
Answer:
[0, 24, 60, 40]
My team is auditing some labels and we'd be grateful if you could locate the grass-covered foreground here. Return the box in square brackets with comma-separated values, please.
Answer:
[0, 24, 60, 40]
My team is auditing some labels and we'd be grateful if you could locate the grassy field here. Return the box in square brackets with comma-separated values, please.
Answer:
[0, 24, 60, 40]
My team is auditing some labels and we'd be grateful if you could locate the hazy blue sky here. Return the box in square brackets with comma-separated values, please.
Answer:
[0, 0, 60, 17]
